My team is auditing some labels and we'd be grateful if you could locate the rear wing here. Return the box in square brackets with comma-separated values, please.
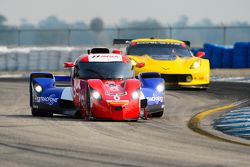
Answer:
[113, 38, 190, 47]
[113, 39, 132, 45]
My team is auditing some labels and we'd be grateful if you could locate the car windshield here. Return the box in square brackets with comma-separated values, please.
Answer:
[126, 43, 193, 60]
[78, 62, 134, 79]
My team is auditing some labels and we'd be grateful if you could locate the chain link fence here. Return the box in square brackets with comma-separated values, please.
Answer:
[0, 26, 250, 71]
[0, 26, 250, 47]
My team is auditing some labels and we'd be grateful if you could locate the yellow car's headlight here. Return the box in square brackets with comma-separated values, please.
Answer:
[190, 60, 201, 69]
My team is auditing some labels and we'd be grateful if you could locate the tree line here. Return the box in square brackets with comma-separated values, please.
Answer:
[0, 14, 249, 46]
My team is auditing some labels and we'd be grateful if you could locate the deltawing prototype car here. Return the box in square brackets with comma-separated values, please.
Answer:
[29, 48, 165, 120]
[114, 38, 210, 89]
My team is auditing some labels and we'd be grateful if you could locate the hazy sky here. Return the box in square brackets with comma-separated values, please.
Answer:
[0, 0, 250, 26]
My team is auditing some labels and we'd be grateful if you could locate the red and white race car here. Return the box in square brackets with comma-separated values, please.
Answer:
[29, 48, 165, 121]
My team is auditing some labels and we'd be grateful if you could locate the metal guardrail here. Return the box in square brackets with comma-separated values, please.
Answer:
[0, 26, 250, 47]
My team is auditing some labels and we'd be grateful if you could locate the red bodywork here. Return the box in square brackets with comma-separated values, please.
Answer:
[73, 79, 141, 120]
[68, 53, 141, 121]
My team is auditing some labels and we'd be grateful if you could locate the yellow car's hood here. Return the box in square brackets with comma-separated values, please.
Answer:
[129, 55, 201, 74]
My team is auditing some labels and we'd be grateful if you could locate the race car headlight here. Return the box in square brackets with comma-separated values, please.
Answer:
[132, 91, 140, 100]
[190, 60, 201, 69]
[34, 84, 42, 93]
[92, 90, 102, 100]
[156, 83, 165, 92]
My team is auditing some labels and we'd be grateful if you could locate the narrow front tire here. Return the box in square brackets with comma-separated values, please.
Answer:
[31, 108, 53, 117]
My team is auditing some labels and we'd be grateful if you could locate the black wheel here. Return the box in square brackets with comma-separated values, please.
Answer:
[151, 111, 164, 117]
[74, 110, 82, 118]
[129, 119, 138, 122]
[79, 88, 92, 120]
[31, 108, 53, 117]
[86, 89, 93, 120]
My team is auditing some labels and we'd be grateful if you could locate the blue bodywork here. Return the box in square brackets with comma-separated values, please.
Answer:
[30, 71, 165, 117]
[138, 72, 165, 116]
[30, 72, 75, 116]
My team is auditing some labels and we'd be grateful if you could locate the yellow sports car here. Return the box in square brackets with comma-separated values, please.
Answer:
[125, 38, 210, 88]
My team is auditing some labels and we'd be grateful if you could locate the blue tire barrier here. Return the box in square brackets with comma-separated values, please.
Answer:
[233, 42, 248, 68]
[202, 42, 250, 69]
[248, 43, 250, 68]
[222, 48, 233, 68]
[211, 45, 223, 68]
[203, 43, 215, 60]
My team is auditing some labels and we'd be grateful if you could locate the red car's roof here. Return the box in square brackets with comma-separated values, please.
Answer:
[79, 54, 131, 63]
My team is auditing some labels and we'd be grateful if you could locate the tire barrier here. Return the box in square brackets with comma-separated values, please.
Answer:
[211, 46, 223, 68]
[0, 47, 86, 71]
[203, 43, 215, 60]
[0, 44, 249, 71]
[203, 42, 250, 69]
[222, 48, 233, 68]
[248, 43, 250, 68]
[233, 42, 248, 68]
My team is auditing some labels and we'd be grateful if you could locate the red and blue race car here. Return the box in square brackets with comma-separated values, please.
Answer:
[29, 48, 165, 121]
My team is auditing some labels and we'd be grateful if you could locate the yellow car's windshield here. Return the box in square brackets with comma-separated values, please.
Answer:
[127, 43, 193, 60]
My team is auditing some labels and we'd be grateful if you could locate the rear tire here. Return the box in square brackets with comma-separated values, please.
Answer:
[79, 89, 92, 120]
[151, 111, 164, 117]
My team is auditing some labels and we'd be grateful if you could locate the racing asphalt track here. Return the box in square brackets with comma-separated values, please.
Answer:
[0, 80, 250, 167]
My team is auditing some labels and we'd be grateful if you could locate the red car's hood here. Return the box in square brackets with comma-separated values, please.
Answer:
[102, 80, 127, 96]
[87, 79, 141, 100]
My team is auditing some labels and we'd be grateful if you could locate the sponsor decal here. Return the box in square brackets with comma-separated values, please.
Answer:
[113, 95, 120, 101]
[146, 94, 163, 104]
[35, 94, 59, 105]
[110, 86, 119, 91]
[88, 54, 123, 62]
[105, 92, 127, 96]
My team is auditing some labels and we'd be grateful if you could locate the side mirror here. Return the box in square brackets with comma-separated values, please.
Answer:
[112, 49, 122, 54]
[136, 62, 145, 68]
[64, 62, 75, 68]
[196, 51, 205, 58]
